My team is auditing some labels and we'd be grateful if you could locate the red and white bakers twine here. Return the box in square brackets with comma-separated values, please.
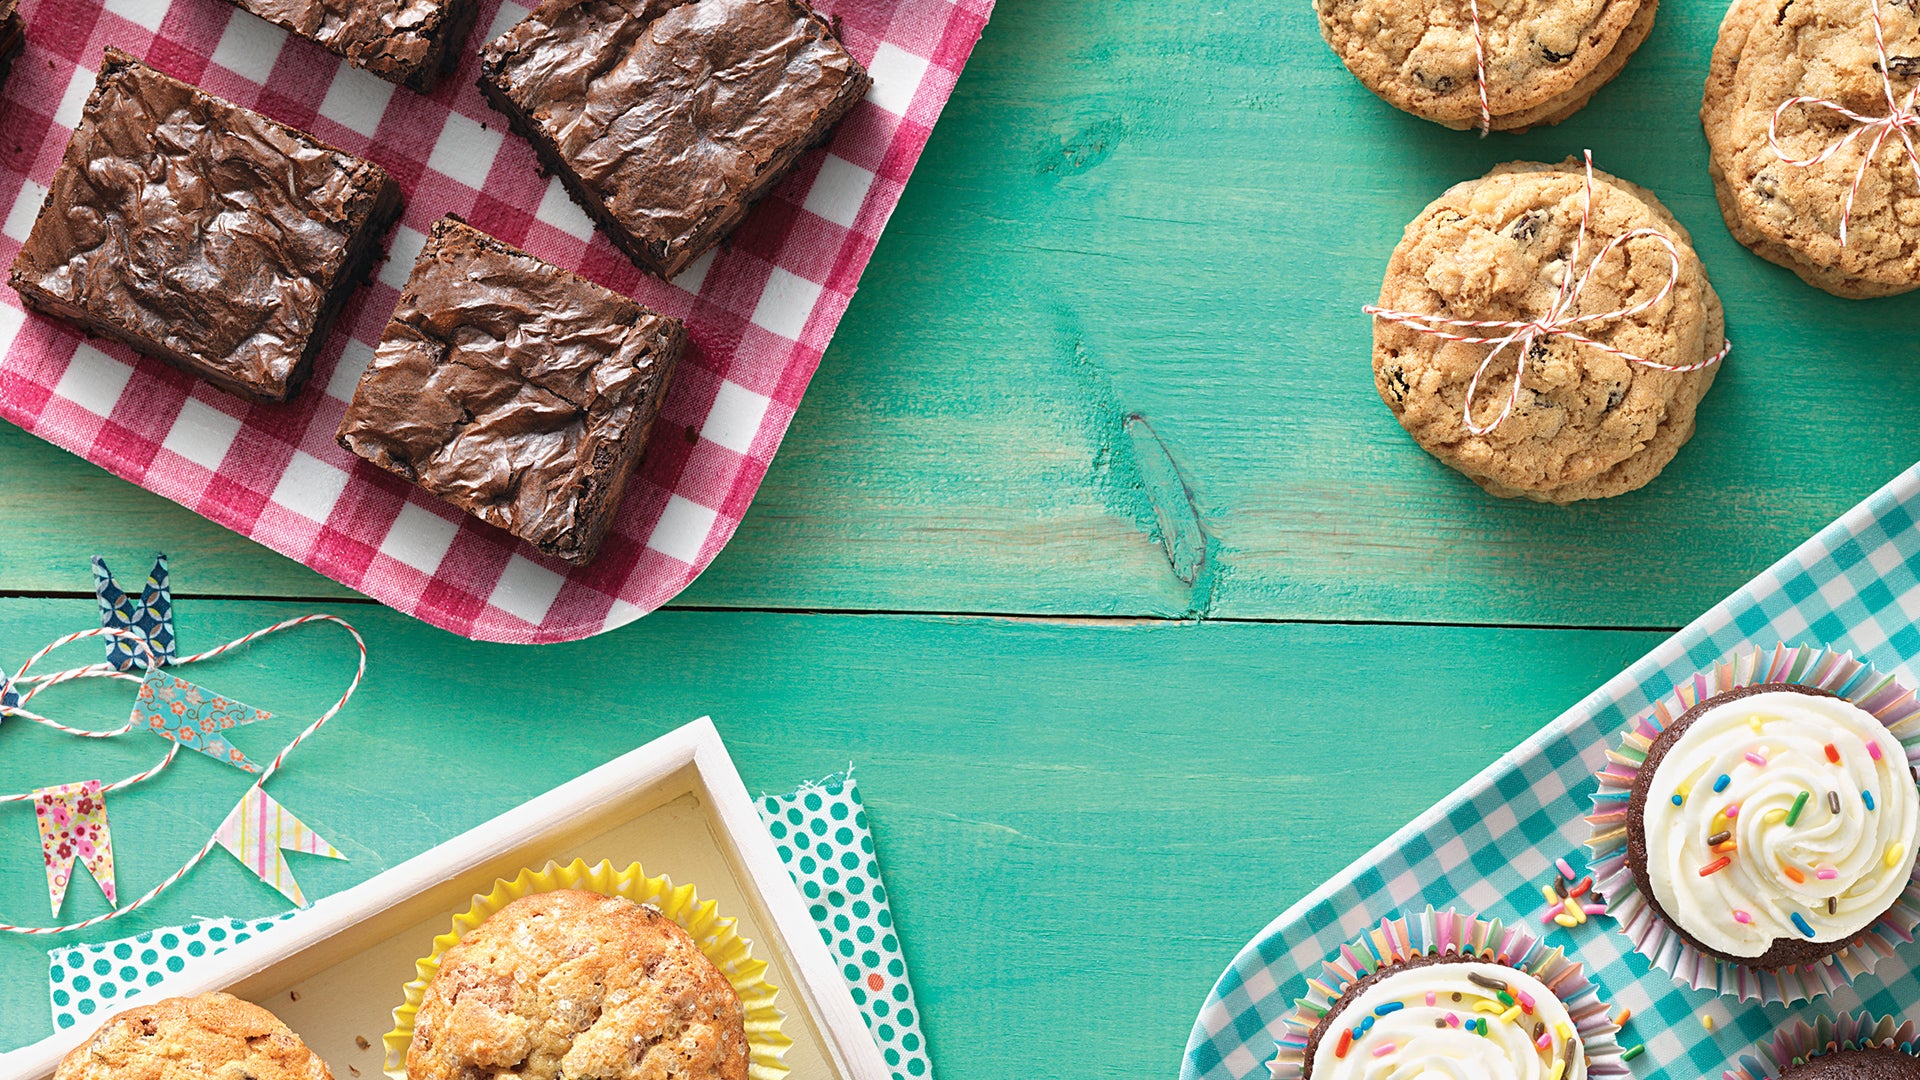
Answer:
[1768, 0, 1920, 245]
[1365, 152, 1731, 436]
[0, 614, 365, 934]
[1467, 0, 1492, 134]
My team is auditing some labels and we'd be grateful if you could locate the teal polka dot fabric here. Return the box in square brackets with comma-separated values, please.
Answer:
[46, 914, 293, 1030]
[759, 771, 931, 1080]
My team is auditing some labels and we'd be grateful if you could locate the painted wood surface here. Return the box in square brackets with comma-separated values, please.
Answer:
[2, 0, 1918, 626]
[0, 598, 1665, 1075]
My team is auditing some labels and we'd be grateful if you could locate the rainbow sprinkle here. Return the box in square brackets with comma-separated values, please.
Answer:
[1825, 743, 1841, 763]
[1375, 1002, 1403, 1015]
[1787, 791, 1810, 826]
[1671, 793, 1683, 806]
[1700, 856, 1731, 876]
[1888, 842, 1908, 869]
[1816, 866, 1839, 880]
[1622, 1044, 1645, 1063]
[1746, 751, 1768, 767]
[1713, 774, 1731, 792]
[1870, 741, 1885, 761]
[1556, 857, 1576, 880]
[1732, 909, 1752, 925]
[1865, 790, 1877, 811]
[1791, 911, 1815, 937]
[1372, 1043, 1396, 1058]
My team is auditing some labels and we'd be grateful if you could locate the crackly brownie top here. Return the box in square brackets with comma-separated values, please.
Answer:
[230, 0, 459, 79]
[480, 0, 867, 265]
[338, 217, 682, 558]
[406, 890, 746, 1080]
[55, 992, 332, 1080]
[10, 48, 392, 394]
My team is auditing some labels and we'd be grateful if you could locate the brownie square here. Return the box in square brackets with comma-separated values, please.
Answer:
[222, 0, 481, 92]
[337, 216, 686, 566]
[0, 1, 25, 92]
[8, 49, 402, 404]
[479, 0, 873, 279]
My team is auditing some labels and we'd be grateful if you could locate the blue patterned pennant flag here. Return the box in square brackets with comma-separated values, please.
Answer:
[133, 670, 268, 773]
[0, 667, 18, 723]
[94, 555, 175, 671]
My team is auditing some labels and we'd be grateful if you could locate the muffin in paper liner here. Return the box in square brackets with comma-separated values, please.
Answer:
[1266, 906, 1626, 1080]
[1585, 643, 1920, 1002]
[383, 858, 790, 1080]
[1725, 1013, 1920, 1080]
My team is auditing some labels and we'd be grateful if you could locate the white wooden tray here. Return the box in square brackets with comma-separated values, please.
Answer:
[0, 717, 890, 1080]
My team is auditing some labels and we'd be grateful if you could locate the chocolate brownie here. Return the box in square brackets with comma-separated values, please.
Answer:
[8, 49, 401, 404]
[1782, 1048, 1920, 1080]
[336, 216, 685, 565]
[221, 0, 481, 91]
[479, 0, 872, 279]
[0, 0, 24, 93]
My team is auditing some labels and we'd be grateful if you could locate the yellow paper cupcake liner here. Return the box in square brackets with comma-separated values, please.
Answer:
[383, 858, 790, 1080]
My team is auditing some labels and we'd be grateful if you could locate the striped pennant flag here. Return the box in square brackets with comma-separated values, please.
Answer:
[213, 788, 344, 907]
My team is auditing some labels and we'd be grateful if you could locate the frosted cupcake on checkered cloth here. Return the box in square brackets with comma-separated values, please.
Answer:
[1586, 644, 1920, 1002]
[1726, 1013, 1920, 1080]
[1267, 908, 1625, 1080]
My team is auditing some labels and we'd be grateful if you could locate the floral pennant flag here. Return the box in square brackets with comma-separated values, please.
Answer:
[213, 788, 343, 907]
[33, 781, 115, 916]
[133, 670, 268, 773]
[94, 555, 175, 671]
[1, 666, 18, 721]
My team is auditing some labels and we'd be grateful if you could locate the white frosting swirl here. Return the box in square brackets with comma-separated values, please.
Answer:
[1642, 690, 1919, 958]
[1309, 962, 1582, 1080]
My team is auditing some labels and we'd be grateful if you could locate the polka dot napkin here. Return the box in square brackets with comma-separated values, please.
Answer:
[44, 770, 930, 1078]
[758, 770, 930, 1080]
[46, 915, 295, 1031]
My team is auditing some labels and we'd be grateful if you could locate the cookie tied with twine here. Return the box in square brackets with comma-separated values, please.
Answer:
[1705, 0, 1920, 296]
[1370, 155, 1728, 504]
[1313, 0, 1654, 132]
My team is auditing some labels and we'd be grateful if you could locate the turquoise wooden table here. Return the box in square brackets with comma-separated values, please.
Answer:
[3, 0, 1919, 1074]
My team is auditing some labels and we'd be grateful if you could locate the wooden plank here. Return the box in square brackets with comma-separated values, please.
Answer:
[5, 0, 1912, 626]
[0, 599, 1663, 1074]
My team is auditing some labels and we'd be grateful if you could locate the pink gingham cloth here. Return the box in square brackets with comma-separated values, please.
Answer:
[0, 0, 993, 643]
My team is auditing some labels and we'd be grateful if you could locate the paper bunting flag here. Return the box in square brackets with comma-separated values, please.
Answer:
[94, 554, 175, 671]
[1, 666, 18, 720]
[213, 788, 343, 906]
[133, 669, 269, 773]
[33, 781, 115, 916]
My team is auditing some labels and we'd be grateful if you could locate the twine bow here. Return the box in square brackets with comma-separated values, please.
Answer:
[1365, 152, 1730, 436]
[1768, 0, 1920, 245]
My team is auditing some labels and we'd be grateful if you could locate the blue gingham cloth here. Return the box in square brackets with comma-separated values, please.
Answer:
[1184, 463, 1920, 1080]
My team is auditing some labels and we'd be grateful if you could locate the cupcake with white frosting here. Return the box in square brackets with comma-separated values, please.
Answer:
[1267, 908, 1625, 1080]
[1725, 1013, 1920, 1080]
[1587, 644, 1920, 1001]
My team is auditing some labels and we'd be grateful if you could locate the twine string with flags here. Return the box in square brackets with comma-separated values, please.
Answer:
[0, 613, 365, 934]
[1767, 0, 1920, 245]
[1364, 151, 1731, 436]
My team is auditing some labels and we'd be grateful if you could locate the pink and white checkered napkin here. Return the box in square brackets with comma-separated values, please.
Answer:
[0, 0, 993, 644]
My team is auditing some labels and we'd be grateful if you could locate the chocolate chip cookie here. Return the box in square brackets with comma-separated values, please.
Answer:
[1703, 0, 1920, 297]
[1373, 160, 1725, 502]
[1315, 0, 1652, 130]
[407, 889, 748, 1080]
[55, 992, 332, 1080]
